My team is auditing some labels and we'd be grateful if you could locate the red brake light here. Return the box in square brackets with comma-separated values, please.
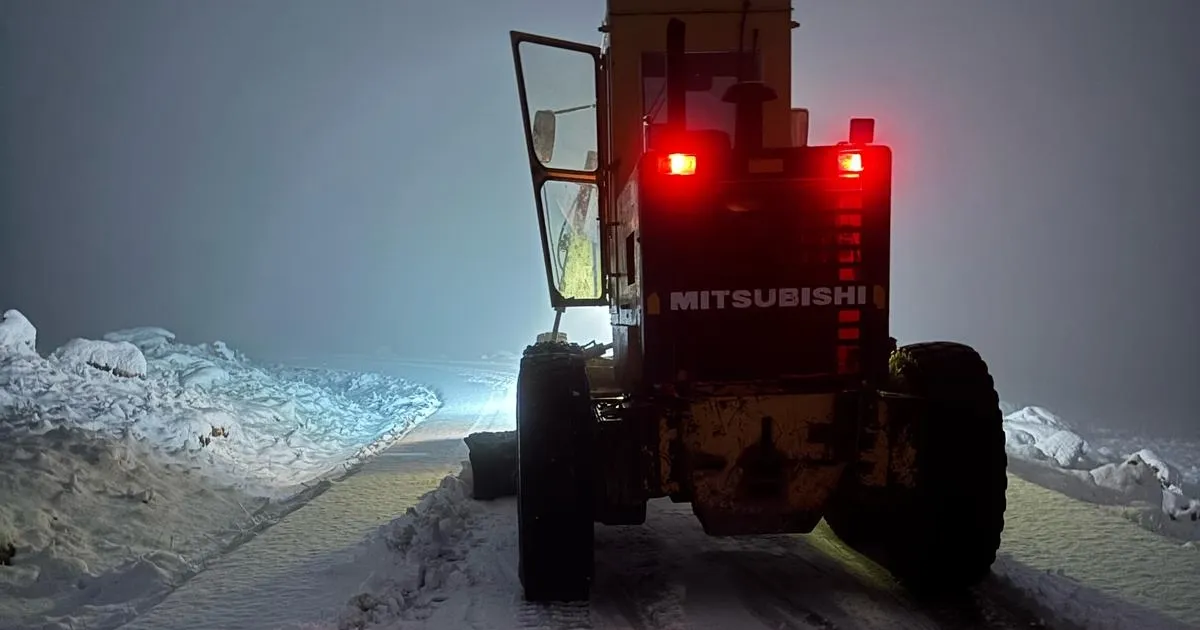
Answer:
[659, 153, 697, 176]
[837, 151, 863, 175]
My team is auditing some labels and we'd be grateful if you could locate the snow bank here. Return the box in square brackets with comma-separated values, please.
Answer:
[1091, 429, 1200, 489]
[0, 314, 442, 630]
[1002, 404, 1200, 542]
[0, 418, 250, 629]
[991, 556, 1194, 630]
[1002, 405, 1099, 468]
[52, 337, 149, 378]
[0, 309, 36, 356]
[1087, 453, 1166, 504]
[337, 464, 485, 630]
[3, 327, 442, 492]
[103, 326, 176, 350]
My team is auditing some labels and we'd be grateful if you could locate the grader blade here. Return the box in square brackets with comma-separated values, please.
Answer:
[464, 430, 517, 500]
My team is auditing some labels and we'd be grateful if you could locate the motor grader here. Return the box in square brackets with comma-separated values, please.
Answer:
[464, 0, 1008, 603]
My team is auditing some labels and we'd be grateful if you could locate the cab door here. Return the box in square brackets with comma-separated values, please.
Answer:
[511, 31, 610, 308]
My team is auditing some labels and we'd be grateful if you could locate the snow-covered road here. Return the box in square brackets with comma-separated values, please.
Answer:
[371, 492, 1050, 630]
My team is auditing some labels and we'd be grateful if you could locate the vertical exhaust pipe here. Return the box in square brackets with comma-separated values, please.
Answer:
[665, 18, 687, 134]
[723, 28, 778, 153]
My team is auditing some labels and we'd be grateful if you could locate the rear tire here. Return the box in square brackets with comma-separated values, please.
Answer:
[827, 341, 1007, 595]
[516, 341, 595, 602]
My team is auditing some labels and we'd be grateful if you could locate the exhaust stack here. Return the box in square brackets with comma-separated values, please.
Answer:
[665, 18, 687, 134]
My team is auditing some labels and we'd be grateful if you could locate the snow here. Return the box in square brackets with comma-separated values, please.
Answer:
[990, 556, 1194, 630]
[1001, 404, 1200, 542]
[337, 471, 479, 630]
[105, 360, 513, 630]
[312, 397, 1199, 630]
[103, 326, 176, 350]
[0, 314, 441, 630]
[26, 355, 1183, 630]
[1092, 430, 1200, 489]
[1086, 453, 1166, 504]
[1002, 405, 1098, 468]
[0, 310, 36, 356]
[52, 337, 149, 378]
[325, 464, 1197, 630]
[8, 319, 1196, 630]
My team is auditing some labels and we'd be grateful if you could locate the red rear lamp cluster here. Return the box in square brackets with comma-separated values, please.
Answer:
[657, 150, 864, 178]
[837, 151, 864, 176]
[658, 153, 697, 176]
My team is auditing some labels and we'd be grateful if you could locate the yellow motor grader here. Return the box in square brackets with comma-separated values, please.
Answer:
[465, 0, 1008, 603]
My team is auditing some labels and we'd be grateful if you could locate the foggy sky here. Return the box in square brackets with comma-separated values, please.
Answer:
[2, 1, 1197, 435]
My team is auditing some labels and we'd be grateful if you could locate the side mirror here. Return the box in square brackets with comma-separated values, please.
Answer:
[532, 110, 557, 163]
[791, 108, 809, 147]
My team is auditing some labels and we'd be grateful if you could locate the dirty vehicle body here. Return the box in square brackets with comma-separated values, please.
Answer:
[465, 0, 1008, 603]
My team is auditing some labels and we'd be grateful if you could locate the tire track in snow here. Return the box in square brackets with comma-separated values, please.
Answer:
[515, 602, 594, 629]
[727, 561, 838, 630]
[584, 500, 1043, 630]
[589, 503, 885, 630]
[590, 523, 691, 630]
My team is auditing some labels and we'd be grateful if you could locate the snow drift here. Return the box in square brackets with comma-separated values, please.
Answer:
[0, 310, 441, 630]
[1002, 404, 1199, 542]
[0, 310, 36, 357]
[338, 469, 481, 630]
[52, 337, 149, 378]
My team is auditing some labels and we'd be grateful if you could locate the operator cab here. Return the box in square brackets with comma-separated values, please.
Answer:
[509, 0, 893, 391]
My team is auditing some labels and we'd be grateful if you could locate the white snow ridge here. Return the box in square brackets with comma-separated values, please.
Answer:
[1002, 404, 1200, 542]
[0, 310, 37, 357]
[338, 467, 481, 630]
[0, 311, 441, 630]
[52, 337, 149, 378]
